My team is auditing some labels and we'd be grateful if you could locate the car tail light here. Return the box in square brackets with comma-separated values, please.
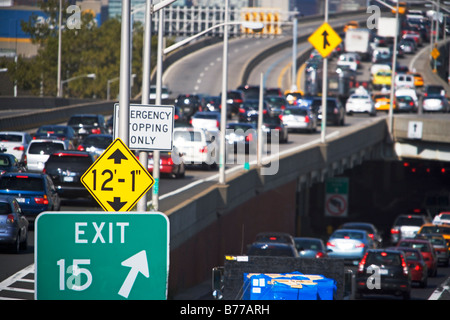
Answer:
[316, 251, 325, 258]
[91, 128, 101, 134]
[16, 175, 29, 179]
[6, 214, 14, 224]
[13, 146, 24, 151]
[305, 115, 310, 123]
[174, 114, 179, 120]
[239, 108, 245, 113]
[23, 155, 27, 165]
[275, 126, 282, 131]
[35, 195, 49, 205]
[216, 120, 220, 128]
[245, 133, 253, 142]
[401, 254, 409, 276]
[77, 145, 85, 151]
[358, 252, 369, 273]
[355, 242, 365, 248]
[391, 228, 400, 234]
[234, 99, 243, 104]
[326, 241, 335, 247]
[368, 233, 374, 240]
[199, 146, 208, 153]
[334, 108, 339, 114]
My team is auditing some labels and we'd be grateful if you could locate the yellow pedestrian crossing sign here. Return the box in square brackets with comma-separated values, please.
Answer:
[81, 138, 155, 212]
[431, 47, 440, 60]
[308, 22, 342, 58]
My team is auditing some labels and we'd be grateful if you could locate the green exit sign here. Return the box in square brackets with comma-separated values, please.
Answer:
[35, 212, 169, 300]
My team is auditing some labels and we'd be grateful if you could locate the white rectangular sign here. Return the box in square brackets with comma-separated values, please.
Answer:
[407, 121, 423, 140]
[113, 103, 174, 151]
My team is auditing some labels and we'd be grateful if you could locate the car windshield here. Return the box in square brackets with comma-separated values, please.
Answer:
[174, 131, 202, 143]
[28, 142, 65, 155]
[193, 113, 218, 120]
[394, 216, 424, 226]
[227, 124, 254, 131]
[403, 251, 421, 261]
[82, 136, 112, 148]
[0, 134, 23, 142]
[47, 155, 92, 168]
[68, 116, 98, 126]
[366, 252, 402, 266]
[295, 239, 322, 251]
[0, 202, 11, 214]
[332, 231, 364, 240]
[420, 225, 450, 235]
[0, 176, 44, 191]
[248, 245, 295, 257]
[284, 109, 307, 116]
[398, 241, 430, 252]
[36, 126, 67, 135]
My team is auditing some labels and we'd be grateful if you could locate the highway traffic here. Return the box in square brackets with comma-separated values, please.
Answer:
[1, 4, 450, 301]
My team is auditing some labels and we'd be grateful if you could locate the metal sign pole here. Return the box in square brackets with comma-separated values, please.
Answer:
[320, 0, 328, 144]
[219, 0, 229, 185]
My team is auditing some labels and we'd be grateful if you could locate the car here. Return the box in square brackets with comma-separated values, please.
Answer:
[356, 249, 411, 299]
[326, 229, 372, 264]
[399, 38, 416, 54]
[0, 195, 29, 253]
[345, 91, 376, 116]
[422, 95, 450, 113]
[43, 151, 95, 199]
[147, 149, 185, 179]
[432, 212, 450, 225]
[225, 122, 258, 155]
[396, 238, 438, 277]
[25, 139, 73, 173]
[372, 70, 392, 89]
[395, 74, 415, 89]
[294, 237, 328, 258]
[372, 92, 395, 112]
[338, 222, 383, 248]
[396, 95, 417, 113]
[238, 99, 269, 123]
[344, 20, 359, 32]
[417, 223, 450, 245]
[416, 233, 449, 266]
[254, 232, 295, 246]
[76, 134, 113, 158]
[190, 111, 221, 133]
[259, 115, 289, 144]
[265, 87, 283, 97]
[337, 53, 358, 72]
[389, 247, 428, 288]
[423, 84, 446, 98]
[33, 125, 76, 143]
[237, 85, 260, 100]
[284, 90, 303, 105]
[395, 88, 419, 105]
[0, 131, 32, 163]
[280, 107, 317, 133]
[149, 85, 170, 100]
[175, 94, 201, 122]
[203, 96, 221, 112]
[390, 214, 430, 245]
[173, 127, 218, 169]
[67, 114, 107, 145]
[0, 153, 26, 175]
[264, 95, 288, 116]
[222, 90, 245, 116]
[408, 72, 424, 87]
[0, 172, 61, 224]
[246, 242, 299, 257]
[312, 97, 345, 126]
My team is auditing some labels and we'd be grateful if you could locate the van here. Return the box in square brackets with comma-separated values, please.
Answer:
[25, 139, 73, 173]
[395, 74, 415, 89]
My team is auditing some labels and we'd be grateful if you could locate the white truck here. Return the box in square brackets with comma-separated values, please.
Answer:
[344, 28, 371, 61]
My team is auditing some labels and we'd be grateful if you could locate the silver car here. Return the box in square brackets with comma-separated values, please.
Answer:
[0, 195, 29, 253]
[0, 131, 32, 163]
[280, 107, 317, 133]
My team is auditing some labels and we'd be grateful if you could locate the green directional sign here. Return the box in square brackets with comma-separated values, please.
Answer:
[35, 212, 169, 300]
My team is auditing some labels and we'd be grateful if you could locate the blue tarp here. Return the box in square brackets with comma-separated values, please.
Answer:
[243, 272, 337, 300]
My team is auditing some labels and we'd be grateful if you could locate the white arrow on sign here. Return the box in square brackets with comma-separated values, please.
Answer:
[118, 250, 149, 298]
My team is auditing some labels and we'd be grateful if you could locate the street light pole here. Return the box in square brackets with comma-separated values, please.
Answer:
[320, 0, 329, 144]
[57, 0, 62, 97]
[388, 1, 399, 135]
[219, 0, 229, 185]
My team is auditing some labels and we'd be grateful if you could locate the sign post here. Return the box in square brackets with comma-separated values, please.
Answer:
[325, 177, 349, 218]
[35, 212, 169, 300]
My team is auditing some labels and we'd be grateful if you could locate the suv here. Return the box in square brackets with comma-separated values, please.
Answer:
[247, 242, 299, 257]
[356, 249, 411, 300]
[44, 151, 95, 199]
[175, 94, 201, 122]
[25, 139, 73, 173]
[312, 97, 345, 126]
[67, 114, 107, 145]
[390, 214, 430, 245]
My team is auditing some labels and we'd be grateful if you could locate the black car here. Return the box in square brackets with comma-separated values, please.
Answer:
[225, 122, 257, 154]
[175, 94, 201, 122]
[254, 232, 296, 246]
[238, 99, 270, 123]
[220, 90, 245, 116]
[34, 125, 76, 143]
[44, 151, 95, 199]
[356, 249, 411, 300]
[0, 153, 26, 174]
[423, 84, 445, 98]
[67, 114, 107, 145]
[312, 97, 345, 126]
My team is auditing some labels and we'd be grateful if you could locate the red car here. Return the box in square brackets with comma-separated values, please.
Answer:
[391, 247, 428, 288]
[396, 239, 438, 277]
[147, 150, 185, 179]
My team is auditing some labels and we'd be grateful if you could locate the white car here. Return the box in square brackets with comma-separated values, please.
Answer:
[337, 53, 358, 72]
[345, 88, 376, 116]
[395, 88, 418, 105]
[149, 85, 170, 100]
[25, 139, 72, 173]
[280, 107, 317, 133]
[422, 95, 450, 112]
[0, 131, 32, 163]
[173, 127, 219, 169]
[432, 212, 450, 225]
[190, 111, 221, 133]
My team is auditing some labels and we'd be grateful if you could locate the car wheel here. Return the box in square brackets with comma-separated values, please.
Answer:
[20, 230, 28, 251]
[420, 277, 428, 288]
[11, 234, 20, 254]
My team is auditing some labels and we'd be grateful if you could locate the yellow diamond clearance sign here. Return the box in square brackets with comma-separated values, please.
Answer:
[308, 22, 342, 58]
[81, 138, 154, 212]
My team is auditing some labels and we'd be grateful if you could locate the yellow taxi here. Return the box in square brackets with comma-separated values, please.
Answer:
[408, 72, 424, 87]
[417, 223, 450, 252]
[372, 92, 396, 111]
[284, 90, 303, 105]
[372, 70, 392, 89]
[344, 20, 359, 33]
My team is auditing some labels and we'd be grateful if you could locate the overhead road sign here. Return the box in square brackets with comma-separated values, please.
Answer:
[81, 138, 154, 212]
[308, 22, 342, 58]
[35, 211, 169, 300]
[114, 103, 175, 151]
